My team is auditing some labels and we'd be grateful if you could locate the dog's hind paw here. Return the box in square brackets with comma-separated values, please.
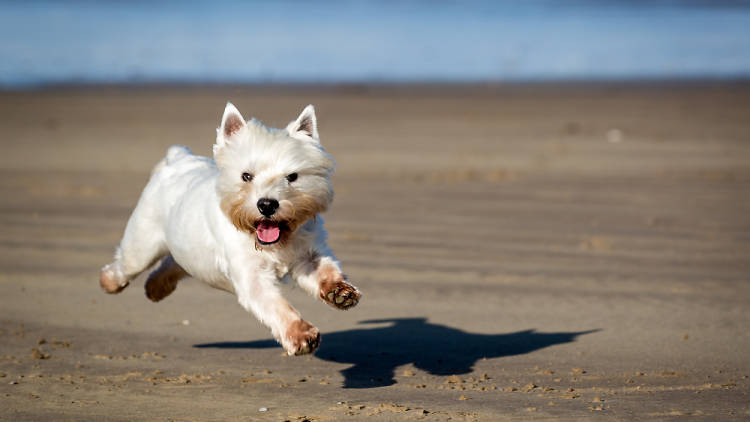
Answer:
[283, 320, 320, 356]
[319, 274, 361, 310]
[99, 264, 129, 294]
[144, 256, 186, 302]
[145, 272, 179, 302]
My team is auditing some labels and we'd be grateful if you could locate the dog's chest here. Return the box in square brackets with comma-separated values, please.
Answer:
[260, 248, 296, 280]
[274, 264, 290, 279]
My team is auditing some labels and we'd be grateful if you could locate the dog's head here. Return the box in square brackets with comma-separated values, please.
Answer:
[214, 103, 335, 248]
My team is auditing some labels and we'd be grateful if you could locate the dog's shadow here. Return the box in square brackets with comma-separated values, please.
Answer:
[195, 318, 598, 388]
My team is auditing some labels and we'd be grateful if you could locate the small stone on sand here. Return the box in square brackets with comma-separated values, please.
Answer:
[30, 349, 49, 360]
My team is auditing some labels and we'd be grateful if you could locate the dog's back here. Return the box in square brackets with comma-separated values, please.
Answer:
[151, 145, 211, 175]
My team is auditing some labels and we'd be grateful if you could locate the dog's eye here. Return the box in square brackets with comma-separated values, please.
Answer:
[241, 172, 253, 182]
[286, 173, 298, 183]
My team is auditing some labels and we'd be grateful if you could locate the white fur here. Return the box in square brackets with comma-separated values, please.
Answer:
[101, 103, 359, 355]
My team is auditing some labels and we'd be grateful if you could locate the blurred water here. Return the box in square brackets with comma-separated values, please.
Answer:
[1, 0, 749, 86]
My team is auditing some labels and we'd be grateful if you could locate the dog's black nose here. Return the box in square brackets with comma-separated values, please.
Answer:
[257, 198, 279, 217]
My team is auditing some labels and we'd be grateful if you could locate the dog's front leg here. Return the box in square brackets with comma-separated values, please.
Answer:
[292, 252, 361, 311]
[233, 268, 320, 355]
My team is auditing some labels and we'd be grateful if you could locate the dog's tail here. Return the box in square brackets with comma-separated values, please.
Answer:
[151, 145, 193, 176]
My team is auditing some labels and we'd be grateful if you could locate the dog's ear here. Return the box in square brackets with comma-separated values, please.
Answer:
[215, 102, 247, 153]
[286, 104, 319, 143]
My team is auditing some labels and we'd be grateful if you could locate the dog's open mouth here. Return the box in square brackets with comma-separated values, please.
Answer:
[255, 220, 285, 245]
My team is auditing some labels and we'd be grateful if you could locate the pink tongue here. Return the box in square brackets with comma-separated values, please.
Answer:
[256, 221, 281, 243]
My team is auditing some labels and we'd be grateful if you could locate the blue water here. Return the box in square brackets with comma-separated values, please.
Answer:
[1, 1, 750, 87]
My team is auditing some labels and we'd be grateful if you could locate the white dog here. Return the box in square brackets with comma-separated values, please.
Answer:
[100, 103, 360, 356]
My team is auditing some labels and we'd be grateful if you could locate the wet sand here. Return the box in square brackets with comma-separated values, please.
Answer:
[1, 83, 749, 420]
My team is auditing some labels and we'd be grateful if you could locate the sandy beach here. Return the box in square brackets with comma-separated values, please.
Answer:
[0, 82, 749, 421]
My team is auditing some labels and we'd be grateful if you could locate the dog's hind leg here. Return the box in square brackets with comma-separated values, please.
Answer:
[145, 255, 188, 302]
[100, 183, 168, 294]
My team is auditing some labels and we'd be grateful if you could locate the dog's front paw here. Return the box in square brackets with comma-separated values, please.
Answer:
[283, 320, 320, 356]
[319, 271, 361, 310]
